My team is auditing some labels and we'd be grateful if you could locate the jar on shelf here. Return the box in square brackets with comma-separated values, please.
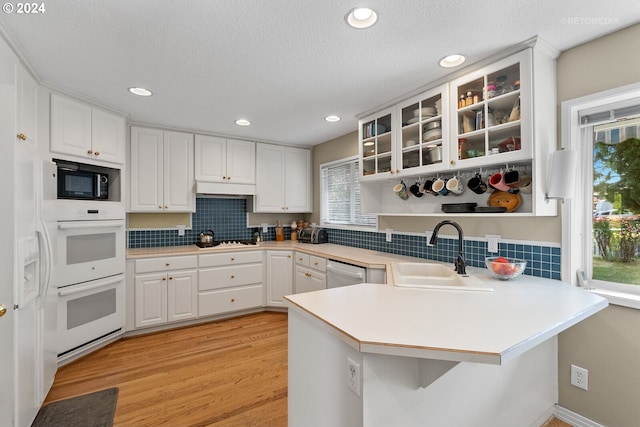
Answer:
[485, 84, 497, 99]
[465, 91, 474, 106]
[459, 95, 465, 109]
[458, 138, 468, 159]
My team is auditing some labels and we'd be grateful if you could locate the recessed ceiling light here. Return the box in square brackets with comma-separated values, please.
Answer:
[345, 7, 377, 29]
[128, 87, 153, 97]
[235, 119, 251, 126]
[325, 115, 341, 122]
[439, 54, 466, 68]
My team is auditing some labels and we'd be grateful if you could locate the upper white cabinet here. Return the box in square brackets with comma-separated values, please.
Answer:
[194, 135, 256, 195]
[15, 63, 37, 145]
[51, 93, 126, 165]
[449, 49, 532, 168]
[130, 126, 195, 212]
[359, 42, 557, 216]
[195, 135, 255, 184]
[360, 84, 450, 180]
[254, 143, 311, 213]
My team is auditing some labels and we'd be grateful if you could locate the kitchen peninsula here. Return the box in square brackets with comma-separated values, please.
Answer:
[285, 273, 607, 427]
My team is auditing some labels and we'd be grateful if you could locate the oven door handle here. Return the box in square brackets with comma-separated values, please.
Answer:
[58, 275, 123, 297]
[58, 220, 124, 230]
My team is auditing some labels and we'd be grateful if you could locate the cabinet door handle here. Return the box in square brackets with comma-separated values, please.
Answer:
[231, 298, 235, 303]
[164, 205, 168, 209]
[94, 151, 100, 156]
[87, 149, 93, 155]
[17, 133, 27, 141]
[450, 160, 455, 165]
[158, 205, 163, 209]
[162, 277, 167, 281]
[231, 275, 235, 279]
[313, 262, 318, 266]
[230, 257, 235, 261]
[288, 255, 291, 258]
[165, 262, 170, 266]
[227, 176, 231, 181]
[169, 276, 173, 280]
[305, 273, 311, 277]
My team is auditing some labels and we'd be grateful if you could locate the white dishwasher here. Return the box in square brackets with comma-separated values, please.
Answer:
[326, 259, 385, 288]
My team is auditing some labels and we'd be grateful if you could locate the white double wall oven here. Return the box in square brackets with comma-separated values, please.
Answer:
[55, 201, 125, 360]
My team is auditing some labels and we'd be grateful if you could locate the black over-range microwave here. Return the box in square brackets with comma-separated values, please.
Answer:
[57, 162, 109, 200]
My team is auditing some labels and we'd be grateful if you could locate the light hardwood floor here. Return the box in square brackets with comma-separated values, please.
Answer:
[45, 311, 571, 427]
[45, 312, 288, 426]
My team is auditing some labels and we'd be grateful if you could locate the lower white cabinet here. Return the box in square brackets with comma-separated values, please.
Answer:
[134, 256, 198, 329]
[294, 252, 327, 293]
[198, 251, 264, 316]
[266, 250, 293, 307]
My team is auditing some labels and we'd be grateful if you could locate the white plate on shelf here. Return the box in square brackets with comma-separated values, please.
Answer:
[423, 128, 442, 141]
[407, 117, 420, 125]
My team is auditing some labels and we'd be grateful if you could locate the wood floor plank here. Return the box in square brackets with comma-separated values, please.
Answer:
[45, 312, 288, 427]
[45, 310, 571, 427]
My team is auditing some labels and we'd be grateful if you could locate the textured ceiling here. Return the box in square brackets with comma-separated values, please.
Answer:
[1, 0, 640, 146]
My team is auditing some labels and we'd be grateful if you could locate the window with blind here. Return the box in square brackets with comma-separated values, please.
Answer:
[321, 156, 377, 228]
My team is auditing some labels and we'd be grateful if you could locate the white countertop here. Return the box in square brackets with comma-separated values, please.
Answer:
[127, 241, 416, 269]
[285, 270, 608, 365]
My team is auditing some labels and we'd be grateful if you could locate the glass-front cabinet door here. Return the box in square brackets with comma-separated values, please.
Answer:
[360, 107, 395, 179]
[449, 49, 532, 168]
[397, 83, 449, 175]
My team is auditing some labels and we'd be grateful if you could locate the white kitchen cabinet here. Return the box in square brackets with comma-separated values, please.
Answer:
[449, 49, 533, 168]
[134, 256, 198, 329]
[195, 135, 255, 184]
[266, 250, 293, 307]
[130, 126, 195, 212]
[294, 252, 327, 293]
[198, 251, 264, 316]
[359, 42, 557, 216]
[254, 144, 311, 213]
[15, 63, 37, 145]
[51, 93, 125, 165]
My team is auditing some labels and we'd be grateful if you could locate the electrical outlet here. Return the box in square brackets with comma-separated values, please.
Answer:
[486, 235, 501, 253]
[571, 364, 589, 391]
[347, 357, 361, 397]
[261, 223, 269, 233]
[385, 228, 393, 243]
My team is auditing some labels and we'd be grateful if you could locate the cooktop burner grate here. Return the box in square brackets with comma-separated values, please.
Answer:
[195, 240, 257, 248]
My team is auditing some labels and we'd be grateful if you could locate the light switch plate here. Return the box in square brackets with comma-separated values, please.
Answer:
[385, 228, 393, 242]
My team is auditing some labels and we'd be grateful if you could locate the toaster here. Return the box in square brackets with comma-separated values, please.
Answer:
[298, 227, 328, 244]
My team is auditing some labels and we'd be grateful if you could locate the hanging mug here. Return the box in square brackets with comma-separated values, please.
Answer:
[489, 171, 510, 192]
[445, 175, 465, 195]
[409, 181, 423, 198]
[467, 173, 488, 194]
[432, 178, 449, 196]
[504, 169, 521, 189]
[393, 181, 410, 200]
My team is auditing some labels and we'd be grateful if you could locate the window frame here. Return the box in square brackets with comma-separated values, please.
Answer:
[562, 82, 640, 308]
[320, 155, 377, 231]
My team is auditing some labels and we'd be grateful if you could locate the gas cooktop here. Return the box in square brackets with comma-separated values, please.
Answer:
[195, 240, 257, 249]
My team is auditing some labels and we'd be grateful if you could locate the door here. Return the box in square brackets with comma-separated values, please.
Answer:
[130, 126, 163, 211]
[266, 251, 292, 306]
[194, 134, 226, 182]
[226, 139, 255, 184]
[255, 144, 285, 212]
[91, 108, 125, 165]
[164, 131, 194, 212]
[135, 273, 167, 328]
[167, 270, 198, 322]
[284, 147, 311, 212]
[50, 94, 92, 160]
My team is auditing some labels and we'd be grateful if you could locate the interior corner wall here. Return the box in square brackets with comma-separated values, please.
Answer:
[555, 21, 640, 427]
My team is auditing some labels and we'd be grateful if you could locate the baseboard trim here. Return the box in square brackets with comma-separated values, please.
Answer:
[554, 405, 605, 427]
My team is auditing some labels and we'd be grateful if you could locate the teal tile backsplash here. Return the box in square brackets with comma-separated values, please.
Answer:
[129, 197, 561, 280]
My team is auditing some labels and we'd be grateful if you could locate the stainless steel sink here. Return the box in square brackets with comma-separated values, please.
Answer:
[391, 262, 493, 291]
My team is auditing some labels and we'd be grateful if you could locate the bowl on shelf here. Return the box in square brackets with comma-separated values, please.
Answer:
[485, 257, 527, 280]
